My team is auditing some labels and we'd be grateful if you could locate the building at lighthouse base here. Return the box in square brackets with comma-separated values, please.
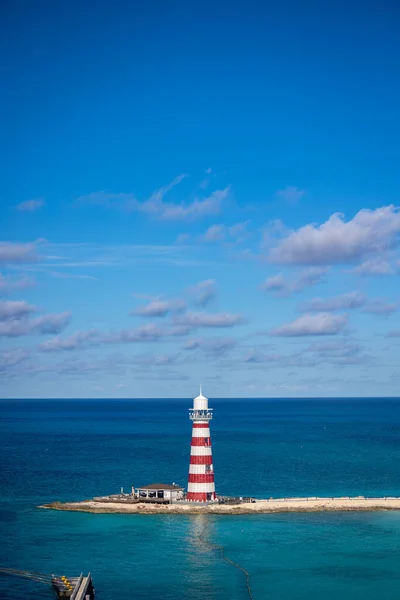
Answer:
[136, 483, 184, 502]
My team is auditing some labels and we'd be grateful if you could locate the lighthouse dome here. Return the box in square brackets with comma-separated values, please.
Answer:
[193, 386, 208, 410]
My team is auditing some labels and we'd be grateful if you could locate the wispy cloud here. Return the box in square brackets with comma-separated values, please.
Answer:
[39, 330, 99, 352]
[0, 242, 38, 264]
[305, 339, 372, 366]
[301, 296, 396, 317]
[0, 303, 71, 338]
[0, 300, 36, 320]
[269, 205, 400, 266]
[16, 199, 45, 212]
[362, 299, 398, 316]
[187, 280, 217, 307]
[15, 353, 133, 378]
[35, 306, 244, 353]
[354, 258, 394, 276]
[0, 273, 35, 295]
[203, 224, 225, 242]
[184, 336, 236, 356]
[30, 312, 72, 334]
[175, 311, 244, 328]
[132, 353, 181, 367]
[77, 175, 229, 221]
[0, 349, 30, 371]
[276, 186, 305, 205]
[270, 313, 348, 336]
[237, 338, 372, 369]
[202, 220, 250, 244]
[154, 187, 229, 221]
[302, 291, 366, 312]
[175, 233, 190, 244]
[261, 268, 327, 296]
[132, 298, 186, 318]
[78, 191, 137, 210]
[30, 242, 224, 271]
[48, 271, 98, 281]
[37, 322, 190, 353]
[102, 323, 190, 345]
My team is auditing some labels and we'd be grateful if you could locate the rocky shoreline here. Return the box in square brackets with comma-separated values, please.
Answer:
[39, 497, 400, 515]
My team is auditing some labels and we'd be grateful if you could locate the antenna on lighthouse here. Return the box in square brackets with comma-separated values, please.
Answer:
[200, 383, 202, 396]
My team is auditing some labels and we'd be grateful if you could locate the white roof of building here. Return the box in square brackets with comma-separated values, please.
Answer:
[138, 483, 183, 490]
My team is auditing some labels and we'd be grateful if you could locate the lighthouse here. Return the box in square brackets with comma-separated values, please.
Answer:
[187, 386, 216, 502]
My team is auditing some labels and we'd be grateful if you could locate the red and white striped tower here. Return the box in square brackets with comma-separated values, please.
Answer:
[187, 386, 216, 502]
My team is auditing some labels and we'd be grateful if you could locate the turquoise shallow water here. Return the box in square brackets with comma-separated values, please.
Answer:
[1, 398, 400, 599]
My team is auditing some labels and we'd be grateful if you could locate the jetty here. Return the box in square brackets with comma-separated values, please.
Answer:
[40, 496, 400, 515]
[52, 573, 95, 599]
[0, 568, 94, 599]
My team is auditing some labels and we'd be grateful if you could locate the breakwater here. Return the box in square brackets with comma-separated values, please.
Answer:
[40, 496, 400, 515]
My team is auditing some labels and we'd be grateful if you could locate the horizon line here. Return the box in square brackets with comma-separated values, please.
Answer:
[1, 396, 400, 401]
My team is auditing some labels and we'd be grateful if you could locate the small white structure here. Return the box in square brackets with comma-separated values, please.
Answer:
[136, 483, 184, 502]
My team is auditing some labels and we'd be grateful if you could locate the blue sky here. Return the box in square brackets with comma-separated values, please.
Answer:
[1, 0, 400, 398]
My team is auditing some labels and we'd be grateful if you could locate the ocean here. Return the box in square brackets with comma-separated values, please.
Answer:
[1, 398, 400, 599]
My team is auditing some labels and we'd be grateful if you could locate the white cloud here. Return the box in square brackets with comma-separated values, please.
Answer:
[203, 224, 225, 242]
[161, 188, 228, 221]
[242, 349, 315, 368]
[175, 311, 243, 328]
[0, 242, 38, 264]
[184, 337, 236, 355]
[30, 312, 72, 334]
[269, 205, 400, 265]
[276, 186, 305, 204]
[270, 313, 348, 336]
[133, 353, 180, 367]
[49, 271, 98, 281]
[102, 323, 187, 344]
[261, 268, 327, 296]
[39, 330, 99, 352]
[132, 299, 186, 318]
[202, 220, 250, 244]
[0, 300, 36, 320]
[354, 258, 394, 276]
[305, 339, 372, 366]
[76, 190, 136, 209]
[306, 340, 361, 356]
[0, 349, 29, 371]
[303, 291, 366, 312]
[78, 175, 229, 221]
[39, 322, 191, 351]
[175, 233, 190, 244]
[16, 199, 45, 212]
[0, 311, 71, 338]
[0, 274, 35, 295]
[187, 280, 217, 307]
[143, 180, 229, 221]
[363, 299, 398, 316]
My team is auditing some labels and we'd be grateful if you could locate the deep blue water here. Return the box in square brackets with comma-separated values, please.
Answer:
[1, 398, 400, 599]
